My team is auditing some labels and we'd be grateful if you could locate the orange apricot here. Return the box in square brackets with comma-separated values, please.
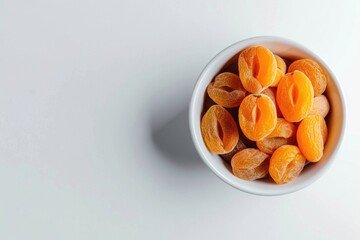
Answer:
[268, 118, 296, 138]
[309, 95, 330, 118]
[256, 118, 296, 154]
[262, 87, 282, 117]
[269, 145, 306, 184]
[276, 70, 314, 122]
[207, 72, 246, 108]
[297, 114, 328, 162]
[270, 55, 287, 87]
[231, 148, 270, 181]
[288, 59, 327, 96]
[239, 94, 277, 141]
[257, 137, 296, 155]
[238, 46, 277, 93]
[201, 105, 239, 154]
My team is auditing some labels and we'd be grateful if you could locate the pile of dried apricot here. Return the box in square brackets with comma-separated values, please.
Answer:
[201, 45, 329, 184]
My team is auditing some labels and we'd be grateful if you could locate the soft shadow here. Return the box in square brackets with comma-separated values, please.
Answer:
[150, 107, 204, 169]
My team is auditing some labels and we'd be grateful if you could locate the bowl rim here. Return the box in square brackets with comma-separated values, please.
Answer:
[188, 36, 346, 196]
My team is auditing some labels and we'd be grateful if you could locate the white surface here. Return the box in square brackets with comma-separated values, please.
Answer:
[0, 0, 359, 239]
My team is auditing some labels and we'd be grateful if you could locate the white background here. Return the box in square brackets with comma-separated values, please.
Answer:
[1, 0, 359, 239]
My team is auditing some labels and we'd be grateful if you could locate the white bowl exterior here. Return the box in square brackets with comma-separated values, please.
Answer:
[189, 36, 346, 196]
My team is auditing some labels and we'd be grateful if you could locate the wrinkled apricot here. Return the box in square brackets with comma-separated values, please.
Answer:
[239, 94, 277, 141]
[309, 95, 330, 118]
[269, 145, 306, 184]
[201, 105, 239, 154]
[262, 87, 282, 117]
[288, 59, 327, 96]
[271, 55, 286, 87]
[220, 139, 247, 163]
[257, 137, 296, 155]
[238, 46, 277, 93]
[297, 114, 328, 162]
[277, 70, 314, 122]
[268, 118, 296, 138]
[231, 148, 270, 181]
[207, 72, 246, 108]
[257, 118, 296, 154]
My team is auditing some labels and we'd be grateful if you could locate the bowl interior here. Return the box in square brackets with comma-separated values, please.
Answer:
[190, 37, 345, 196]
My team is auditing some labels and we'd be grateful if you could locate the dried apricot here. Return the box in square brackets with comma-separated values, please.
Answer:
[262, 87, 282, 117]
[207, 72, 246, 108]
[231, 148, 270, 181]
[268, 118, 296, 138]
[220, 139, 247, 163]
[309, 95, 330, 118]
[257, 137, 296, 155]
[239, 94, 277, 141]
[297, 114, 328, 162]
[201, 105, 239, 154]
[270, 55, 286, 87]
[238, 46, 277, 93]
[269, 145, 306, 184]
[276, 70, 314, 122]
[256, 118, 296, 154]
[288, 59, 327, 96]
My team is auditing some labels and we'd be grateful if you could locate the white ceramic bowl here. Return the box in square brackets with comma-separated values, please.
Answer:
[189, 36, 346, 196]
